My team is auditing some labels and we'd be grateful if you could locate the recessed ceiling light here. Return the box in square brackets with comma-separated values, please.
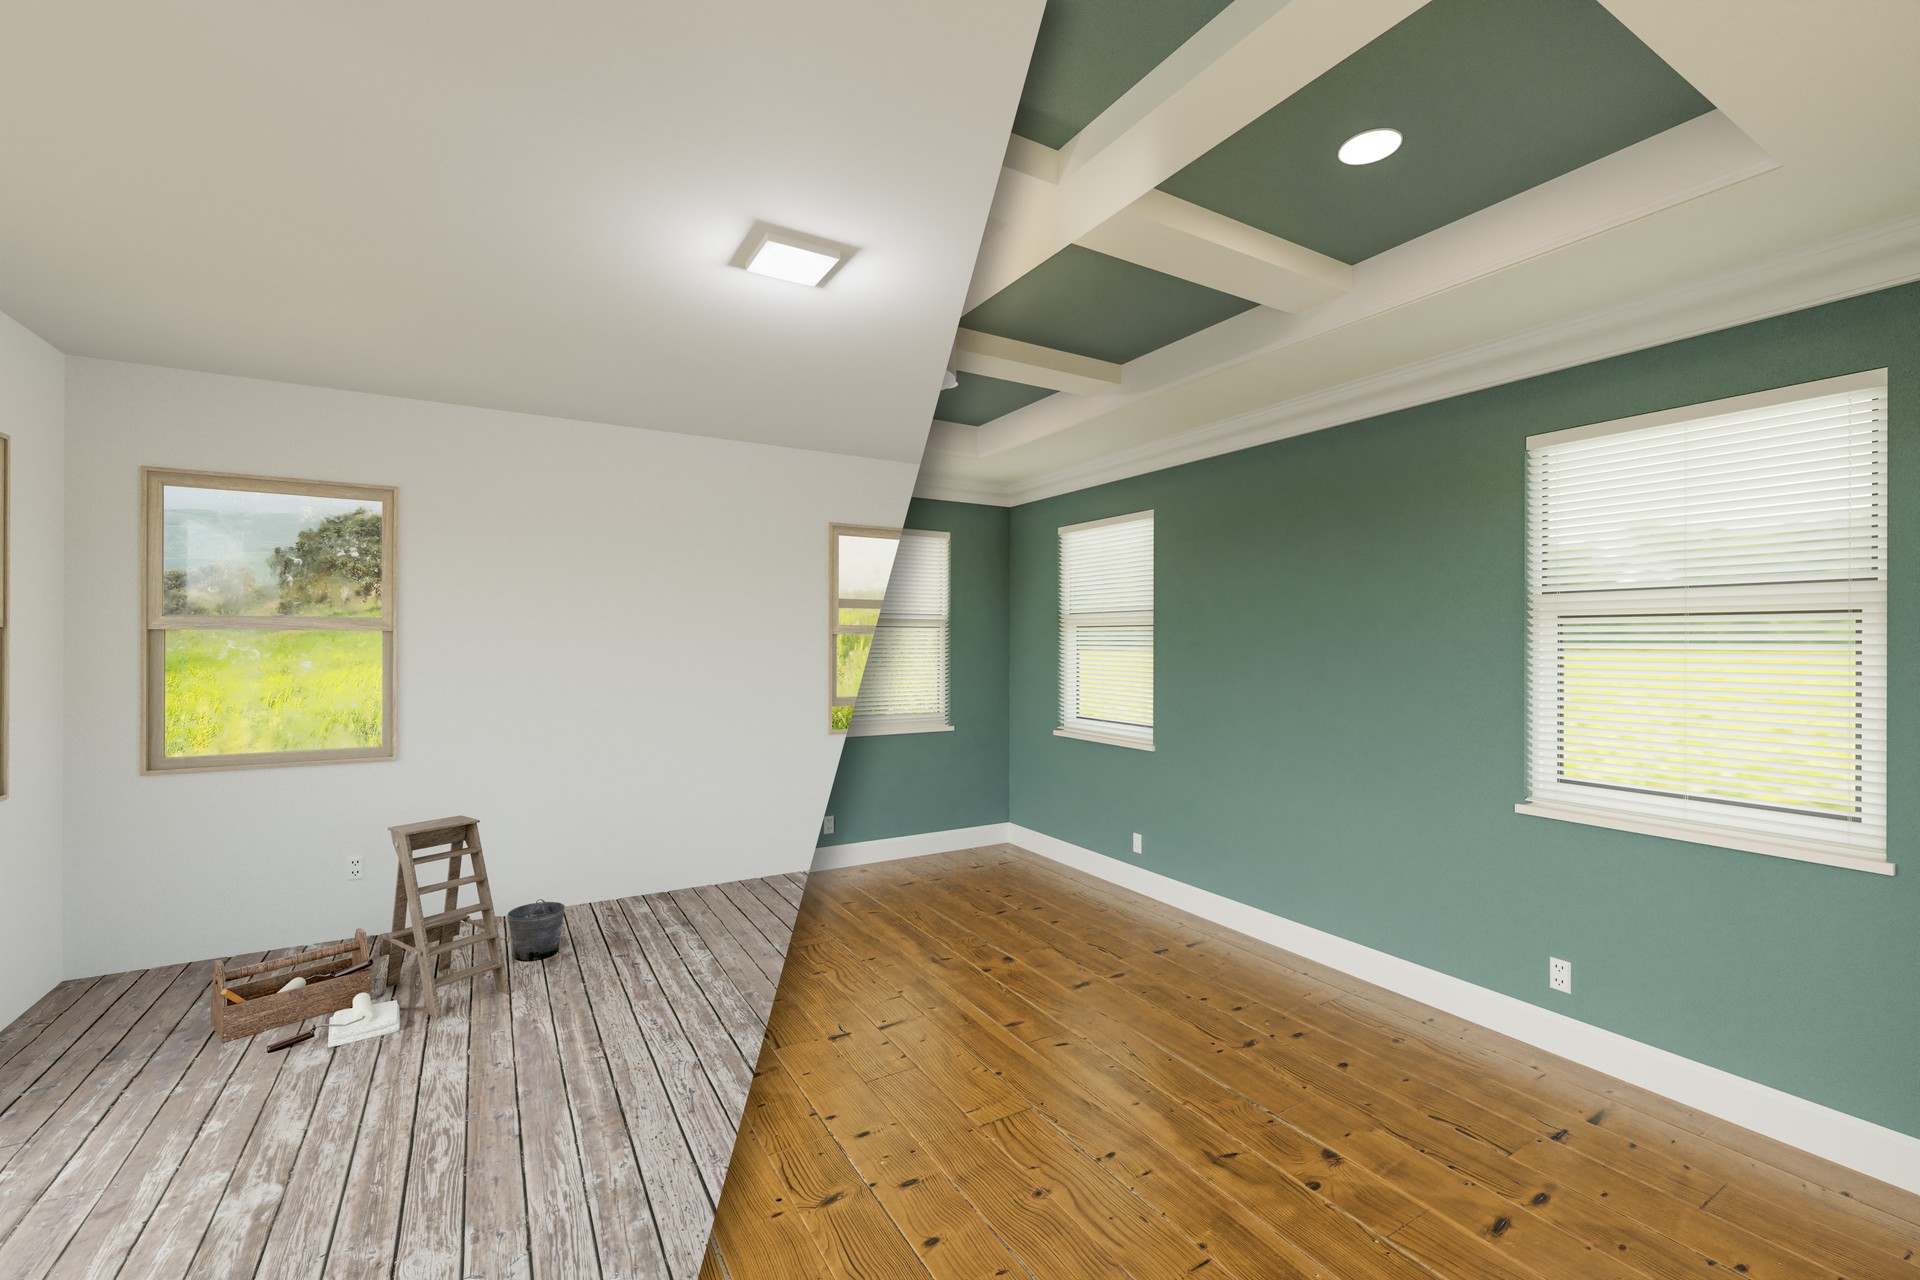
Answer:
[731, 221, 855, 288]
[1337, 128, 1403, 166]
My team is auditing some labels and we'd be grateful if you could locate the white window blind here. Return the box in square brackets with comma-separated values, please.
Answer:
[1521, 372, 1888, 871]
[1059, 511, 1154, 749]
[851, 530, 950, 734]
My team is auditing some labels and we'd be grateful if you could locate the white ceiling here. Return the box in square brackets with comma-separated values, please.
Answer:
[0, 0, 1044, 462]
[919, 0, 1920, 501]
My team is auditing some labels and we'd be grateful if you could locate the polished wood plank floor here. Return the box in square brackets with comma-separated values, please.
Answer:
[705, 846, 1920, 1279]
[0, 874, 805, 1280]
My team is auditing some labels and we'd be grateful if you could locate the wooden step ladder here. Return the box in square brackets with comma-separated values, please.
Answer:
[386, 816, 509, 1015]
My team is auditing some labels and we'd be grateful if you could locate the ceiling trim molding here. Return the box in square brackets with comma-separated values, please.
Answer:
[915, 211, 1920, 507]
[911, 472, 1018, 506]
[969, 110, 1773, 460]
[966, 0, 1426, 310]
[952, 328, 1122, 394]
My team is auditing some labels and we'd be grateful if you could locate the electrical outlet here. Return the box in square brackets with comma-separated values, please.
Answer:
[347, 856, 364, 881]
[1549, 957, 1572, 994]
[1131, 832, 1143, 855]
[822, 815, 835, 835]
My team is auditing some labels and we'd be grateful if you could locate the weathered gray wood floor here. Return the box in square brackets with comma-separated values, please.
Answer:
[0, 874, 804, 1279]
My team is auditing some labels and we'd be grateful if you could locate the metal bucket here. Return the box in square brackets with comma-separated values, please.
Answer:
[507, 900, 566, 961]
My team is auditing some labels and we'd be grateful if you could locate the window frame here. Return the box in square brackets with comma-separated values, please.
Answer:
[1056, 509, 1155, 752]
[141, 467, 398, 775]
[0, 433, 9, 800]
[1515, 372, 1891, 876]
[847, 527, 953, 738]
[828, 523, 900, 735]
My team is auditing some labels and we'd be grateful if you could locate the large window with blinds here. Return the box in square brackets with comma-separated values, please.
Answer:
[1058, 511, 1154, 750]
[850, 529, 951, 736]
[1518, 372, 1889, 873]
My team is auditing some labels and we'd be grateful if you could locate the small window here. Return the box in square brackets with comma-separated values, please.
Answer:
[143, 469, 396, 773]
[829, 525, 900, 733]
[850, 529, 951, 736]
[1057, 511, 1154, 750]
[1519, 372, 1888, 872]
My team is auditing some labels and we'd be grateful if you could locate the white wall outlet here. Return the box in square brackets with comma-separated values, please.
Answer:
[1549, 957, 1573, 994]
[347, 856, 364, 881]
[1131, 832, 1143, 855]
[822, 815, 835, 835]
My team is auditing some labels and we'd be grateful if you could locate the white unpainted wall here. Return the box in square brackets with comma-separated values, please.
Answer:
[0, 312, 66, 1021]
[60, 357, 916, 979]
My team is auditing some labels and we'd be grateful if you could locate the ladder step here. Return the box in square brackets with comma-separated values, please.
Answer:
[391, 926, 497, 958]
[436, 960, 504, 986]
[423, 927, 495, 957]
[412, 844, 483, 864]
[419, 903, 487, 931]
[416, 874, 483, 896]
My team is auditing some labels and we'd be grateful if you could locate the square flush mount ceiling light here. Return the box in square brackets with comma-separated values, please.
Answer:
[731, 221, 856, 287]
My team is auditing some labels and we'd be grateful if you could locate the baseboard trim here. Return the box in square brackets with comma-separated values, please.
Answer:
[1004, 824, 1920, 1196]
[811, 824, 1015, 871]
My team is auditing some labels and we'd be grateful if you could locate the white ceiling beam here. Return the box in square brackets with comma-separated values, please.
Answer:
[966, 0, 1429, 309]
[1078, 190, 1351, 312]
[952, 328, 1122, 395]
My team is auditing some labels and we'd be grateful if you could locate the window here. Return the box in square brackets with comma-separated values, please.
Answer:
[850, 529, 951, 736]
[0, 433, 9, 799]
[1058, 511, 1154, 750]
[1519, 372, 1888, 873]
[829, 525, 899, 733]
[143, 469, 396, 773]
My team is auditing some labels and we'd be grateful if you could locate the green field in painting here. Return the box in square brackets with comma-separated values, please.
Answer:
[164, 630, 383, 758]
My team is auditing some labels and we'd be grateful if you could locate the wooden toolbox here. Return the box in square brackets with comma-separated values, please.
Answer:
[211, 929, 373, 1042]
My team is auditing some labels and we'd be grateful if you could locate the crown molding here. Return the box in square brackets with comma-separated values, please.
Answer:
[929, 212, 1920, 507]
[910, 472, 1016, 506]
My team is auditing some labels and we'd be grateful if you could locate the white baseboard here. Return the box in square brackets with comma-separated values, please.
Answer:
[811, 824, 1014, 871]
[999, 825, 1920, 1196]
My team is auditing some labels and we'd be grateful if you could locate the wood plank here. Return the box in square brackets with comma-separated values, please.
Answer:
[0, 981, 100, 1078]
[0, 957, 262, 1279]
[463, 957, 529, 1279]
[0, 963, 200, 1239]
[679, 886, 784, 993]
[249, 1023, 387, 1278]
[609, 898, 753, 1140]
[711, 850, 1913, 1280]
[508, 939, 602, 1279]
[180, 999, 339, 1278]
[638, 894, 769, 1066]
[734, 1054, 932, 1279]
[319, 964, 430, 1280]
[571, 904, 725, 1276]
[0, 873, 795, 1280]
[394, 951, 473, 1280]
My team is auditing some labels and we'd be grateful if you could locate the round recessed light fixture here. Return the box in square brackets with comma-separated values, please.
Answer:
[1338, 127, 1403, 165]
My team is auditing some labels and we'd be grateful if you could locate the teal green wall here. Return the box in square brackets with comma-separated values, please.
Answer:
[1006, 282, 1920, 1139]
[819, 499, 1011, 846]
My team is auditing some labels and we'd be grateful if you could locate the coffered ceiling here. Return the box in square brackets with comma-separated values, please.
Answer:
[923, 0, 1920, 502]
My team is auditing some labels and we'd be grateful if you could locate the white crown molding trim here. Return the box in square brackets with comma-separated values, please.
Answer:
[910, 473, 1016, 507]
[1004, 823, 1920, 1195]
[986, 210, 1920, 505]
[811, 823, 1014, 870]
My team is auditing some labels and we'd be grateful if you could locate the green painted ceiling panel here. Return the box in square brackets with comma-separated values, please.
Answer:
[936, 372, 1057, 426]
[1158, 0, 1714, 263]
[962, 245, 1257, 367]
[1013, 0, 1236, 149]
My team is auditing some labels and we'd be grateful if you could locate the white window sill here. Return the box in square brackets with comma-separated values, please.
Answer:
[1514, 802, 1893, 877]
[846, 720, 954, 738]
[1054, 726, 1155, 752]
